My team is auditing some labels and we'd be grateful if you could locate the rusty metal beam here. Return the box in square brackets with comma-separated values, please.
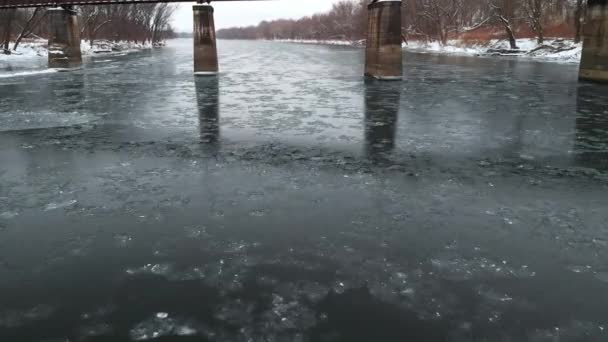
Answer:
[0, 0, 262, 9]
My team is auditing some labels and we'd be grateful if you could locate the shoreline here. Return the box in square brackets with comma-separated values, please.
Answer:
[268, 38, 582, 64]
[2, 37, 582, 66]
[0, 39, 156, 62]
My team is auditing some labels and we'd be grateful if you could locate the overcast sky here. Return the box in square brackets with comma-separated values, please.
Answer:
[172, 0, 345, 32]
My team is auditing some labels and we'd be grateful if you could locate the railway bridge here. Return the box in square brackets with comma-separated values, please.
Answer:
[1, 0, 607, 82]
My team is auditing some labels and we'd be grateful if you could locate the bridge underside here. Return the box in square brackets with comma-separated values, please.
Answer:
[0, 0, 245, 9]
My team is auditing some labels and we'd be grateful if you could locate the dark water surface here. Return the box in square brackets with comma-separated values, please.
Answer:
[1, 39, 608, 342]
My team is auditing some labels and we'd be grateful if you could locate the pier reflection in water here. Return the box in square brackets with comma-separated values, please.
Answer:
[195, 76, 220, 145]
[575, 83, 608, 169]
[0, 71, 89, 131]
[364, 80, 400, 162]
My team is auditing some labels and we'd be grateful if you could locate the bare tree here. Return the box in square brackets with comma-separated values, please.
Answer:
[149, 4, 175, 44]
[80, 6, 111, 47]
[418, 0, 465, 45]
[523, 0, 544, 44]
[574, 0, 585, 44]
[79, 4, 175, 45]
[489, 0, 518, 49]
[13, 8, 46, 51]
[2, 8, 17, 54]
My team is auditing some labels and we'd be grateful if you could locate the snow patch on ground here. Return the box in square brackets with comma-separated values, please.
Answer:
[403, 38, 581, 63]
[272, 39, 364, 47]
[0, 39, 153, 62]
[404, 40, 481, 55]
[81, 39, 155, 55]
[0, 69, 57, 79]
[274, 38, 582, 64]
[0, 41, 47, 60]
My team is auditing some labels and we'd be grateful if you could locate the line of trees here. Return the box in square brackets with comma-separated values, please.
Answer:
[217, 0, 587, 47]
[1, 4, 176, 54]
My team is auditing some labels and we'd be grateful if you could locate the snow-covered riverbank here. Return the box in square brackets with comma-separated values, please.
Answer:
[274, 38, 582, 64]
[271, 39, 361, 47]
[0, 39, 153, 62]
[2, 37, 581, 65]
[404, 38, 581, 63]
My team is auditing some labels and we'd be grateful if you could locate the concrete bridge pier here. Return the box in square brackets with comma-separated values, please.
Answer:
[48, 6, 82, 69]
[193, 3, 219, 75]
[580, 0, 608, 82]
[365, 0, 403, 80]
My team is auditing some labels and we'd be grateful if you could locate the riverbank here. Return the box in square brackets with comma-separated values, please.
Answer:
[0, 39, 154, 61]
[274, 38, 582, 64]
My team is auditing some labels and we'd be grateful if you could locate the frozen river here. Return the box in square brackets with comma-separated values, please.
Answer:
[1, 39, 607, 341]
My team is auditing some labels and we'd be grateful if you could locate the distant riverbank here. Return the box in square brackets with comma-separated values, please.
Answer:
[271, 38, 582, 64]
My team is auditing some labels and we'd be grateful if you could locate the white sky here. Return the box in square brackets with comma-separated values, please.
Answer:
[172, 0, 346, 32]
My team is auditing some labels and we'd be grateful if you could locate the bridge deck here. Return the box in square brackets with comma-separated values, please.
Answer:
[0, 0, 247, 9]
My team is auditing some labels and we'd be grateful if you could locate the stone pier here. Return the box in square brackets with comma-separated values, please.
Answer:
[365, 0, 403, 80]
[579, 0, 608, 82]
[47, 6, 82, 69]
[193, 3, 219, 75]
